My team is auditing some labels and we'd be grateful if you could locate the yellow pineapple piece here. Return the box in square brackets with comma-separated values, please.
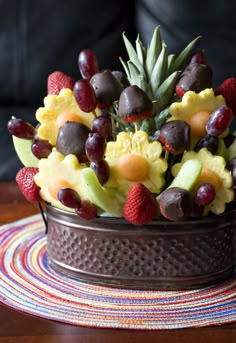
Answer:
[36, 88, 98, 146]
[105, 130, 167, 195]
[34, 149, 89, 211]
[171, 148, 233, 215]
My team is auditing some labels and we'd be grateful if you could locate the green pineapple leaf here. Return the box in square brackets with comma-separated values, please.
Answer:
[146, 26, 162, 79]
[149, 43, 168, 96]
[135, 34, 146, 65]
[155, 70, 181, 110]
[127, 60, 142, 86]
[138, 73, 149, 92]
[119, 58, 130, 80]
[154, 107, 171, 130]
[170, 36, 201, 73]
[167, 54, 176, 75]
[122, 32, 145, 74]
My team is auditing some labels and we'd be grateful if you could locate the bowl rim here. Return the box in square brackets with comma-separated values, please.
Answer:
[45, 204, 236, 234]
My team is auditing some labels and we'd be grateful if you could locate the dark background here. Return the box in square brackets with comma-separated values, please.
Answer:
[1, 0, 236, 180]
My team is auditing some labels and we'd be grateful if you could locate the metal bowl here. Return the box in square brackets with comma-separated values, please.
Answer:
[46, 205, 236, 290]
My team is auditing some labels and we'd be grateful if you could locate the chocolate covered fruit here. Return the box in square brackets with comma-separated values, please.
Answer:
[159, 187, 193, 221]
[8, 26, 236, 224]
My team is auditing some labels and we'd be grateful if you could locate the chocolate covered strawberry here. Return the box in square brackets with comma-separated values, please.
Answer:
[175, 63, 213, 98]
[47, 71, 75, 95]
[90, 69, 123, 108]
[188, 50, 207, 65]
[159, 120, 190, 154]
[123, 183, 157, 225]
[16, 167, 41, 202]
[118, 85, 153, 123]
[159, 187, 193, 221]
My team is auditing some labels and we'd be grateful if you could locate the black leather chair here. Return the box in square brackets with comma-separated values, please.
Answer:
[0, 0, 136, 180]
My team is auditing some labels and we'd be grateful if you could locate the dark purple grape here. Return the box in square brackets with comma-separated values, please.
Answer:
[57, 188, 81, 208]
[7, 118, 35, 139]
[91, 115, 112, 140]
[90, 160, 110, 185]
[74, 79, 97, 112]
[194, 134, 219, 154]
[75, 200, 97, 219]
[78, 49, 99, 80]
[31, 139, 53, 159]
[206, 105, 233, 136]
[85, 133, 106, 162]
[195, 183, 216, 206]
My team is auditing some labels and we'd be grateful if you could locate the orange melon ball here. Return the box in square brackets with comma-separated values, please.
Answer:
[188, 110, 211, 137]
[48, 179, 71, 200]
[55, 111, 83, 131]
[118, 154, 149, 181]
[196, 167, 221, 190]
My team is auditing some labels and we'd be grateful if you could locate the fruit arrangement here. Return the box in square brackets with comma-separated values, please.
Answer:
[8, 27, 236, 225]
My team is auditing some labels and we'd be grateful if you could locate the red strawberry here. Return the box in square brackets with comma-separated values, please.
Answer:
[175, 85, 185, 98]
[47, 71, 75, 95]
[16, 167, 41, 202]
[214, 78, 236, 115]
[123, 183, 157, 225]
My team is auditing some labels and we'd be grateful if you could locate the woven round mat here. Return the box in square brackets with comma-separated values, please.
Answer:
[0, 214, 236, 330]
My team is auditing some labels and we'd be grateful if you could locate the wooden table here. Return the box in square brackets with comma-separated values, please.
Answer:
[0, 182, 236, 342]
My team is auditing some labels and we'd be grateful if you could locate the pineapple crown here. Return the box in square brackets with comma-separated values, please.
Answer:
[115, 26, 201, 135]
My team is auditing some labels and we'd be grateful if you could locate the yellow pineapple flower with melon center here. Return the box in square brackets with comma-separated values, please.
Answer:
[168, 88, 225, 140]
[36, 88, 99, 146]
[105, 130, 167, 196]
[171, 148, 233, 215]
[34, 149, 89, 211]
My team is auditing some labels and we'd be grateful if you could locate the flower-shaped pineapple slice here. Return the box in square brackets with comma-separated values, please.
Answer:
[34, 149, 88, 211]
[36, 88, 96, 146]
[105, 130, 167, 195]
[169, 89, 225, 139]
[171, 148, 233, 215]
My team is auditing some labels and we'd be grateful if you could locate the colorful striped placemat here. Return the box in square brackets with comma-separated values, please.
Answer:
[0, 214, 236, 330]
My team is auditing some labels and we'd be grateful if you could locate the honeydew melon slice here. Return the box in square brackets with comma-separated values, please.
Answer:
[228, 137, 236, 161]
[81, 168, 125, 217]
[168, 159, 203, 191]
[12, 136, 39, 167]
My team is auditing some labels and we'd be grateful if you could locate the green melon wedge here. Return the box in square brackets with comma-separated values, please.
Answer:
[12, 136, 39, 167]
[81, 168, 125, 217]
[228, 137, 236, 161]
[216, 138, 228, 162]
[168, 159, 203, 191]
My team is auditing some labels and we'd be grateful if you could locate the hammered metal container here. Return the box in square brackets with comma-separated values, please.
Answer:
[46, 205, 236, 290]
